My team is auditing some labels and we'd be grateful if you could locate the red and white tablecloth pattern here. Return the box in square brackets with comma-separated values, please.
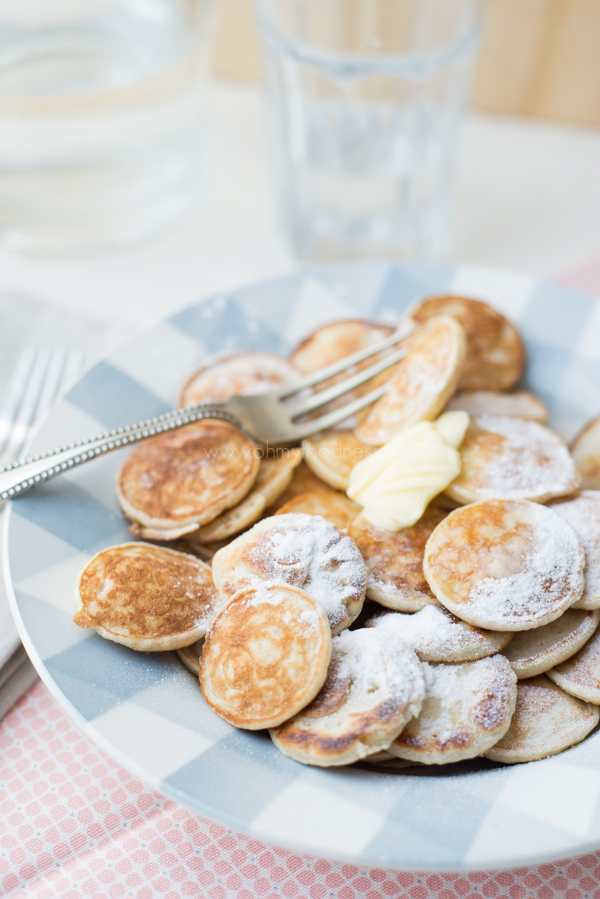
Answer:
[3, 259, 600, 899]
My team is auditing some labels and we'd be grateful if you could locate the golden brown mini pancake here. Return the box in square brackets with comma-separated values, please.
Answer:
[550, 491, 600, 610]
[546, 626, 600, 703]
[179, 352, 299, 408]
[264, 461, 336, 515]
[410, 295, 525, 391]
[355, 316, 466, 446]
[275, 491, 360, 533]
[199, 583, 331, 729]
[447, 390, 548, 422]
[485, 676, 599, 763]
[176, 638, 205, 676]
[424, 499, 585, 631]
[504, 609, 600, 679]
[290, 319, 395, 374]
[188, 449, 302, 544]
[117, 420, 260, 538]
[291, 319, 398, 427]
[446, 415, 581, 504]
[348, 508, 447, 612]
[367, 606, 513, 663]
[390, 656, 517, 765]
[303, 431, 371, 490]
[570, 414, 600, 489]
[212, 512, 367, 634]
[74, 543, 219, 651]
[270, 628, 424, 767]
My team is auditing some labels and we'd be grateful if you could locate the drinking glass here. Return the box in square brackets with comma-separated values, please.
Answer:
[0, 0, 214, 253]
[255, 0, 483, 261]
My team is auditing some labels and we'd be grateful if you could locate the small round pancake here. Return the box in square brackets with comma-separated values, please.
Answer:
[303, 431, 371, 491]
[390, 656, 517, 765]
[485, 675, 599, 763]
[270, 627, 425, 766]
[117, 420, 260, 537]
[275, 491, 361, 533]
[546, 625, 600, 703]
[176, 638, 205, 676]
[424, 499, 585, 631]
[367, 606, 513, 663]
[570, 415, 600, 489]
[447, 390, 548, 422]
[199, 583, 331, 730]
[348, 508, 447, 612]
[504, 609, 600, 679]
[179, 352, 299, 408]
[355, 316, 466, 446]
[74, 543, 219, 651]
[410, 295, 525, 391]
[190, 449, 302, 544]
[290, 320, 397, 427]
[212, 512, 367, 635]
[550, 491, 600, 609]
[290, 319, 395, 373]
[446, 415, 580, 505]
[264, 461, 336, 515]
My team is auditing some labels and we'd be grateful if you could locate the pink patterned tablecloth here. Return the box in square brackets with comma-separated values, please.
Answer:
[3, 258, 600, 899]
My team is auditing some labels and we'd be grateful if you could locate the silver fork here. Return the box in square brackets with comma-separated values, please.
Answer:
[0, 329, 414, 505]
[0, 346, 84, 467]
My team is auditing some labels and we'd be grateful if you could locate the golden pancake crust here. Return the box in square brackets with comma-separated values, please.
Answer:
[270, 628, 425, 766]
[189, 449, 303, 544]
[74, 543, 219, 651]
[391, 656, 517, 765]
[290, 319, 395, 373]
[117, 420, 260, 534]
[355, 316, 466, 446]
[264, 461, 336, 515]
[410, 295, 525, 391]
[302, 431, 371, 491]
[275, 491, 360, 533]
[447, 415, 580, 504]
[199, 583, 331, 729]
[485, 675, 599, 763]
[348, 508, 447, 611]
[212, 512, 367, 634]
[424, 499, 585, 631]
[179, 352, 299, 408]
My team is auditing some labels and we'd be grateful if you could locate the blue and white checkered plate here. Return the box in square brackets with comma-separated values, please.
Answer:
[5, 263, 600, 872]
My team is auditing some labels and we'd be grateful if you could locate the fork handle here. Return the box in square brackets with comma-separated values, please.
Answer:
[0, 405, 238, 505]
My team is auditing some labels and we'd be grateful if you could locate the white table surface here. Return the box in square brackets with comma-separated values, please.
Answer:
[0, 80, 599, 327]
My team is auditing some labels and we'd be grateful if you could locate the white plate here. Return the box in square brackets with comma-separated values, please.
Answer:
[5, 262, 600, 872]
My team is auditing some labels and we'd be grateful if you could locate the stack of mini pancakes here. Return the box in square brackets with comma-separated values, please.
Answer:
[74, 295, 600, 769]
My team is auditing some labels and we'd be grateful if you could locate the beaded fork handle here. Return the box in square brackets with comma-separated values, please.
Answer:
[0, 405, 238, 505]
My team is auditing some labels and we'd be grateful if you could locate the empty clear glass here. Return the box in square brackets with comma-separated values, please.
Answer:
[0, 0, 214, 253]
[255, 0, 483, 261]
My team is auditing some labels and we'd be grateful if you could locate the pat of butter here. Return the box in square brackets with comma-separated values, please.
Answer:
[347, 411, 469, 531]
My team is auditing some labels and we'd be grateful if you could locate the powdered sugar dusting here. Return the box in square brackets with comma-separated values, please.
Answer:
[551, 491, 600, 606]
[468, 504, 584, 627]
[368, 605, 503, 661]
[471, 415, 578, 499]
[244, 513, 367, 629]
[396, 657, 517, 761]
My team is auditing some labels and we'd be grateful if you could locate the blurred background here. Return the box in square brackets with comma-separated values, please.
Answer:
[0, 0, 597, 325]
